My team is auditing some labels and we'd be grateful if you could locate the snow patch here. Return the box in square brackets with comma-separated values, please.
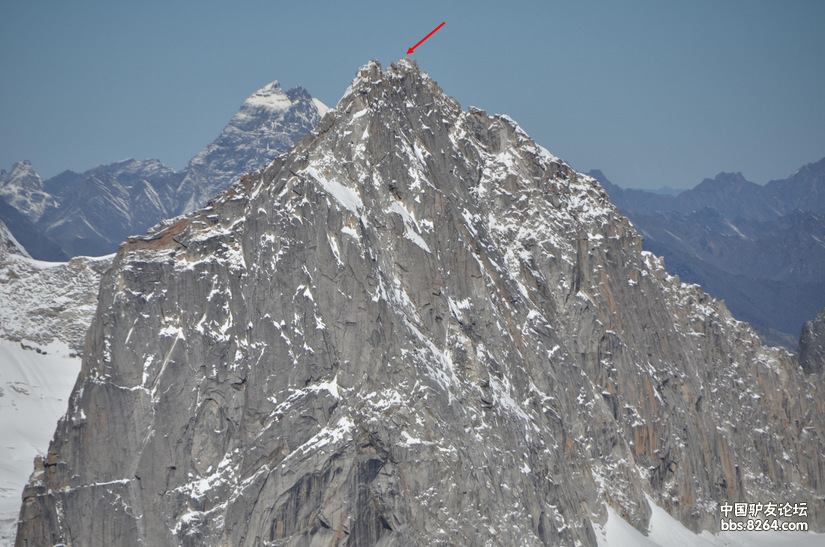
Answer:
[595, 497, 824, 547]
[303, 166, 363, 213]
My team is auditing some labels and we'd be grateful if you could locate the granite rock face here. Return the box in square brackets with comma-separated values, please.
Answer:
[16, 60, 825, 546]
[800, 308, 825, 374]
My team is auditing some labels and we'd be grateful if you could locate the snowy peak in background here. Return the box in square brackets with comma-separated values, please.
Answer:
[0, 80, 328, 260]
[93, 157, 177, 179]
[175, 80, 328, 214]
[240, 80, 292, 109]
[240, 80, 327, 117]
[0, 161, 58, 223]
[16, 59, 824, 545]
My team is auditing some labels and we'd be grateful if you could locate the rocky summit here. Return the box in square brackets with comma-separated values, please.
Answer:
[16, 59, 825, 545]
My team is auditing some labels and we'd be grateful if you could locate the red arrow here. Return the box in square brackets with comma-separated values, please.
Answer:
[407, 22, 445, 54]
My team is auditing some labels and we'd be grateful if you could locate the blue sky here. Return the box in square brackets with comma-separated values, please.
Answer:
[1, 1, 823, 190]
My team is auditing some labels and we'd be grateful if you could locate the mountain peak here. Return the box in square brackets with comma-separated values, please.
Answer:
[240, 80, 293, 111]
[690, 172, 762, 201]
[2, 75, 331, 259]
[175, 75, 328, 215]
[340, 58, 438, 105]
[700, 171, 752, 187]
[7, 160, 41, 184]
[0, 160, 57, 223]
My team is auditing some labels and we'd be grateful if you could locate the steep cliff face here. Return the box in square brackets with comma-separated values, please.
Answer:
[16, 60, 825, 546]
[800, 308, 825, 374]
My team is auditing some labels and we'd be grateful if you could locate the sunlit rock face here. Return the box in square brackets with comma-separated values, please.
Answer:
[17, 59, 824, 546]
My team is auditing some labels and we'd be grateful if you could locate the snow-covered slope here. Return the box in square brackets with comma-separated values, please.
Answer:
[0, 341, 80, 545]
[596, 497, 823, 547]
[0, 227, 112, 354]
[0, 221, 106, 544]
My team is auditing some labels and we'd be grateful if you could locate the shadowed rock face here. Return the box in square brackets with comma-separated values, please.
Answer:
[800, 308, 825, 374]
[16, 60, 825, 546]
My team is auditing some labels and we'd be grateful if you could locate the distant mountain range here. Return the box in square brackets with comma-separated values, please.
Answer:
[591, 157, 825, 348]
[0, 81, 327, 260]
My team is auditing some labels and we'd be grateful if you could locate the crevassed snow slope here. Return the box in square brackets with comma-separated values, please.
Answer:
[0, 341, 80, 545]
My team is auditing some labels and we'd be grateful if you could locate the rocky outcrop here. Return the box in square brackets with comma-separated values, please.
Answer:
[800, 308, 825, 374]
[16, 60, 825, 546]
